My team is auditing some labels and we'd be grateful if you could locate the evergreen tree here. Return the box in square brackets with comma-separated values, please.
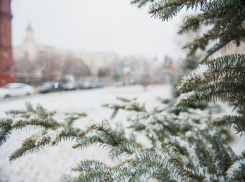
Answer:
[132, 0, 245, 111]
[172, 56, 198, 98]
[160, 55, 223, 116]
[132, 0, 245, 138]
[0, 98, 241, 181]
[1, 0, 245, 181]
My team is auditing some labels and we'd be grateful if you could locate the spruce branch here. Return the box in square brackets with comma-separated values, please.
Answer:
[177, 54, 245, 109]
[140, 0, 245, 60]
[131, 0, 155, 8]
[214, 115, 245, 135]
[64, 112, 87, 127]
[0, 118, 13, 146]
[103, 97, 146, 119]
[1, 100, 238, 181]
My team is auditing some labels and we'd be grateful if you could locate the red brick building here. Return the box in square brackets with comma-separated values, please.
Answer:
[0, 0, 15, 87]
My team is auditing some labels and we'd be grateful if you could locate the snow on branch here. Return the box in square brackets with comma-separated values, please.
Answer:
[177, 64, 210, 91]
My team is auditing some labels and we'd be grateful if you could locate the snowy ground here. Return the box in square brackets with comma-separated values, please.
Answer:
[0, 84, 244, 182]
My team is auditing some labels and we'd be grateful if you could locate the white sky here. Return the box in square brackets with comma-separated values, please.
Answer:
[11, 0, 186, 60]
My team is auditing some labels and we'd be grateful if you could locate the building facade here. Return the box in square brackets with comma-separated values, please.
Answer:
[0, 0, 15, 87]
[13, 25, 120, 84]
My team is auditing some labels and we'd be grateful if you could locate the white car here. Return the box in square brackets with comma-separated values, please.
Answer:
[0, 83, 35, 98]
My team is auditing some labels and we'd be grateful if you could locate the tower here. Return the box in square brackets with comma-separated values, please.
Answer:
[0, 0, 16, 87]
[22, 24, 39, 61]
[25, 23, 34, 41]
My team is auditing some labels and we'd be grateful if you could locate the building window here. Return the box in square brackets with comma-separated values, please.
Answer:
[5, 65, 10, 71]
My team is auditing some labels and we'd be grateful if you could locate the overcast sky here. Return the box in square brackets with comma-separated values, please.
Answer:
[11, 0, 186, 60]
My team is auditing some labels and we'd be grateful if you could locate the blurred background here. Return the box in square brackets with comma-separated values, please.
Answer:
[0, 0, 244, 181]
[1, 0, 188, 91]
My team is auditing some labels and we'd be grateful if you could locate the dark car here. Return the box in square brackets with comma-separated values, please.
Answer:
[75, 81, 84, 89]
[91, 82, 103, 89]
[38, 81, 63, 93]
[64, 81, 84, 90]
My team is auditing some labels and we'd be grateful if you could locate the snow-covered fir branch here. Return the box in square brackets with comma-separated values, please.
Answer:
[177, 64, 210, 92]
[1, 96, 244, 181]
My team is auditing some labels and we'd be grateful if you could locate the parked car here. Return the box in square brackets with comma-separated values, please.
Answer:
[64, 81, 84, 90]
[91, 82, 103, 89]
[75, 81, 84, 89]
[0, 83, 35, 98]
[38, 81, 63, 93]
[83, 81, 92, 89]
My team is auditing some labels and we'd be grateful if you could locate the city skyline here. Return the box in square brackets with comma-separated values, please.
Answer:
[11, 0, 187, 60]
